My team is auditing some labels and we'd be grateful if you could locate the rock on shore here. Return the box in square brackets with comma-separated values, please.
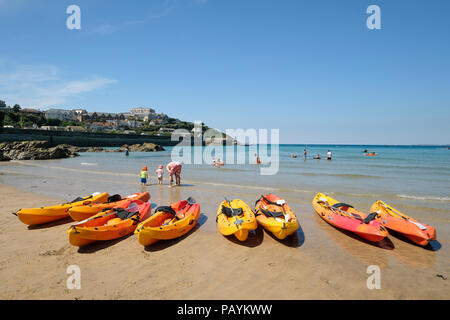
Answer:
[74, 143, 165, 153]
[0, 141, 165, 161]
[0, 141, 79, 161]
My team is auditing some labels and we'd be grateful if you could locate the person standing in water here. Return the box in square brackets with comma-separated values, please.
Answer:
[156, 165, 163, 185]
[166, 161, 182, 187]
[326, 150, 332, 160]
[140, 166, 148, 192]
[125, 147, 130, 157]
[303, 149, 307, 160]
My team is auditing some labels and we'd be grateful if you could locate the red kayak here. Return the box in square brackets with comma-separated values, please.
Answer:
[313, 193, 389, 242]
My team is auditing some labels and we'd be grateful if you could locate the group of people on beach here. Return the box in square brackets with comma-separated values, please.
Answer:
[291, 149, 332, 160]
[139, 161, 182, 190]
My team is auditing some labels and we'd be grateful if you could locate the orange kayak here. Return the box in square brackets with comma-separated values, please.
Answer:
[370, 200, 436, 246]
[313, 193, 388, 242]
[68, 192, 150, 221]
[135, 198, 200, 246]
[67, 200, 151, 247]
[16, 192, 109, 226]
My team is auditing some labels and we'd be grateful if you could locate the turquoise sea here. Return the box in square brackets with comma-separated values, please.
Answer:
[1, 144, 448, 213]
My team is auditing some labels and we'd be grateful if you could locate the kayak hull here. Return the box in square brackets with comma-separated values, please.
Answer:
[135, 200, 201, 246]
[313, 193, 388, 243]
[370, 200, 436, 246]
[17, 192, 109, 226]
[67, 200, 151, 247]
[217, 199, 257, 241]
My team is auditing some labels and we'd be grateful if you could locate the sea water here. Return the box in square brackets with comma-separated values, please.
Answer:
[1, 145, 449, 214]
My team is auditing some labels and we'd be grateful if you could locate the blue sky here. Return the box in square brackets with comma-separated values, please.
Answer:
[0, 0, 449, 144]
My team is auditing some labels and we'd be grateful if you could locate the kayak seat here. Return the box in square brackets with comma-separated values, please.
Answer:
[257, 208, 284, 218]
[363, 212, 379, 224]
[154, 206, 181, 220]
[221, 206, 243, 217]
[114, 208, 139, 220]
[107, 194, 122, 203]
[332, 203, 354, 210]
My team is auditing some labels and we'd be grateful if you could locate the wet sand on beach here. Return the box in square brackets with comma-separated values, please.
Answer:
[0, 180, 448, 299]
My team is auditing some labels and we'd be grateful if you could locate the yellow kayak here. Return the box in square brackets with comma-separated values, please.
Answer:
[254, 194, 299, 240]
[16, 192, 109, 226]
[216, 199, 257, 241]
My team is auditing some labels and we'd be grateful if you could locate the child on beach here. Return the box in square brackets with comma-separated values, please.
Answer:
[140, 166, 148, 191]
[156, 165, 163, 185]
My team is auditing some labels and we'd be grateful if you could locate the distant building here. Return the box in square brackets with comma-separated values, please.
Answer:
[159, 127, 175, 133]
[44, 109, 74, 121]
[73, 109, 88, 122]
[22, 124, 39, 129]
[65, 126, 87, 132]
[41, 126, 65, 131]
[88, 123, 106, 131]
[131, 107, 155, 116]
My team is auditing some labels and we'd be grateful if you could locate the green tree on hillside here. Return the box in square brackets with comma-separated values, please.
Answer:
[12, 104, 21, 113]
[0, 110, 5, 128]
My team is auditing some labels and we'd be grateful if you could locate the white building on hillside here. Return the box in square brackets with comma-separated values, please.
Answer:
[45, 109, 74, 121]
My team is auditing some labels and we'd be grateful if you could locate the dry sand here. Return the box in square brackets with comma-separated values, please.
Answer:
[0, 183, 449, 300]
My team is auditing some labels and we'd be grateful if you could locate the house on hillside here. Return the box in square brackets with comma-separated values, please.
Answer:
[45, 109, 74, 121]
[130, 107, 155, 120]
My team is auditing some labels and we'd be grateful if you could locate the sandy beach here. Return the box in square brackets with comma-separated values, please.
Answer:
[0, 163, 449, 299]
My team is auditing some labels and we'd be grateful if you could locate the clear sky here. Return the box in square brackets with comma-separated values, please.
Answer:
[0, 0, 449, 144]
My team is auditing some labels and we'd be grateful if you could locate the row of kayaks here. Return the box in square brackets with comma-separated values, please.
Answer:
[14, 191, 436, 247]
[15, 192, 200, 247]
[217, 194, 299, 241]
[313, 193, 436, 246]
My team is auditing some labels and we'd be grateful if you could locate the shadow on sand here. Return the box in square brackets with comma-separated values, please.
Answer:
[144, 213, 208, 252]
[262, 224, 306, 248]
[332, 226, 395, 250]
[223, 226, 264, 248]
[77, 233, 134, 254]
[27, 217, 74, 230]
[387, 229, 442, 251]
